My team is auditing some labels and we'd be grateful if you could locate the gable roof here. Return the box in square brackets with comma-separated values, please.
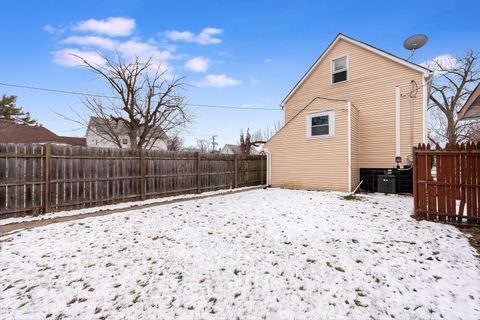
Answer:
[221, 144, 259, 155]
[0, 121, 86, 146]
[458, 83, 480, 120]
[222, 144, 242, 154]
[281, 33, 432, 106]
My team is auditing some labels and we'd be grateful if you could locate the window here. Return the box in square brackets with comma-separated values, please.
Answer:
[332, 56, 348, 83]
[307, 111, 334, 138]
[122, 138, 128, 145]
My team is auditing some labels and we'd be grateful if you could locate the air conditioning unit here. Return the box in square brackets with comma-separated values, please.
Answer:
[377, 174, 397, 194]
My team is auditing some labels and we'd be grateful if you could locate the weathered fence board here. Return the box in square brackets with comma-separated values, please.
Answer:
[413, 142, 480, 225]
[0, 143, 267, 219]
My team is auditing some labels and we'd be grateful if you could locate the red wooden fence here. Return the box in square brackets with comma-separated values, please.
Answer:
[413, 142, 480, 224]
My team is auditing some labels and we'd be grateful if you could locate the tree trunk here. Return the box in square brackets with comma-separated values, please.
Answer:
[446, 115, 457, 145]
[129, 131, 139, 150]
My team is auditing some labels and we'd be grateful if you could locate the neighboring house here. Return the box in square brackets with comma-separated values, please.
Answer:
[265, 33, 433, 192]
[0, 120, 86, 146]
[220, 144, 259, 155]
[458, 84, 480, 120]
[86, 117, 168, 150]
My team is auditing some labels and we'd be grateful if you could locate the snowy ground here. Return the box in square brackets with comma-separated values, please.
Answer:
[1, 188, 479, 320]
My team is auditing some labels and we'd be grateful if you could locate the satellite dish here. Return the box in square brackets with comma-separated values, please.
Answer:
[403, 34, 428, 61]
[403, 34, 428, 50]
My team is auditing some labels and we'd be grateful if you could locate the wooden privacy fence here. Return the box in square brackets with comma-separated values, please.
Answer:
[0, 143, 266, 219]
[413, 142, 479, 224]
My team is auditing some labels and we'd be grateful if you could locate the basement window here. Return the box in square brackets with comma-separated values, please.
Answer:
[332, 56, 348, 84]
[307, 111, 334, 138]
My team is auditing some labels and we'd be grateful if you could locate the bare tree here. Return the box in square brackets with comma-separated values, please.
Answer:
[465, 123, 480, 142]
[239, 121, 283, 155]
[73, 53, 191, 150]
[167, 134, 184, 151]
[196, 139, 210, 153]
[428, 50, 480, 144]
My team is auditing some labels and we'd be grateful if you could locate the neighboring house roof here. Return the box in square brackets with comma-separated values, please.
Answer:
[0, 121, 86, 146]
[281, 33, 432, 106]
[87, 116, 167, 140]
[221, 144, 259, 155]
[458, 84, 480, 120]
[222, 144, 242, 154]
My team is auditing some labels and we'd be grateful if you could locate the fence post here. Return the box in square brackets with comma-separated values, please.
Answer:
[234, 155, 238, 188]
[412, 147, 418, 215]
[140, 149, 146, 200]
[260, 155, 264, 185]
[196, 152, 202, 193]
[44, 143, 51, 213]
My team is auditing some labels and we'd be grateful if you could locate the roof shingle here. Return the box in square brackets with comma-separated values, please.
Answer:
[0, 121, 86, 146]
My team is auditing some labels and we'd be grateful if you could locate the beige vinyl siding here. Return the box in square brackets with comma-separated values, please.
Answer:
[267, 99, 351, 191]
[284, 38, 425, 169]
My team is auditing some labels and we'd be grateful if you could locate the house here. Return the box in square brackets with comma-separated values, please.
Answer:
[86, 117, 168, 150]
[220, 144, 259, 155]
[265, 34, 433, 192]
[0, 120, 86, 146]
[458, 84, 480, 120]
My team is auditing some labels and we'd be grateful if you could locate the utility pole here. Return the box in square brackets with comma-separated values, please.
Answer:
[210, 135, 218, 152]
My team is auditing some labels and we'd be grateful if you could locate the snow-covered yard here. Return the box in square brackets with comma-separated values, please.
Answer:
[1, 188, 479, 319]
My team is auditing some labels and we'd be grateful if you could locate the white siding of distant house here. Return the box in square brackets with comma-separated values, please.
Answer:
[86, 130, 167, 150]
[220, 145, 234, 154]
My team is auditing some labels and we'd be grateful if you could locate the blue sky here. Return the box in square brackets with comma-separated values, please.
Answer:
[1, 0, 478, 147]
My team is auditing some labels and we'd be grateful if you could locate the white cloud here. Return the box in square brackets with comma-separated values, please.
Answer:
[63, 36, 116, 50]
[117, 40, 171, 61]
[165, 27, 223, 45]
[165, 31, 195, 42]
[200, 74, 241, 88]
[197, 28, 223, 45]
[44, 24, 66, 35]
[264, 58, 273, 63]
[52, 48, 106, 67]
[422, 54, 458, 73]
[49, 18, 179, 77]
[185, 57, 209, 72]
[74, 17, 135, 37]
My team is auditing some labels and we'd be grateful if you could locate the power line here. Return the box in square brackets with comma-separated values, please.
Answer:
[0, 82, 281, 111]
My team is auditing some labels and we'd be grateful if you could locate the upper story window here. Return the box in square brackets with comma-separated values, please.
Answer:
[332, 56, 348, 84]
[122, 138, 128, 145]
[307, 111, 335, 138]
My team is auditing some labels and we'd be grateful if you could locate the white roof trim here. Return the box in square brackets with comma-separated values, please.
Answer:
[281, 34, 431, 106]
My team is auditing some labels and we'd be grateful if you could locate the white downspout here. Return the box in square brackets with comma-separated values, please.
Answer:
[264, 149, 272, 186]
[347, 101, 352, 192]
[422, 75, 428, 143]
[395, 86, 401, 160]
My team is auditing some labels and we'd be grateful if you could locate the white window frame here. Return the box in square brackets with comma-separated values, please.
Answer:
[331, 54, 348, 84]
[306, 110, 335, 139]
